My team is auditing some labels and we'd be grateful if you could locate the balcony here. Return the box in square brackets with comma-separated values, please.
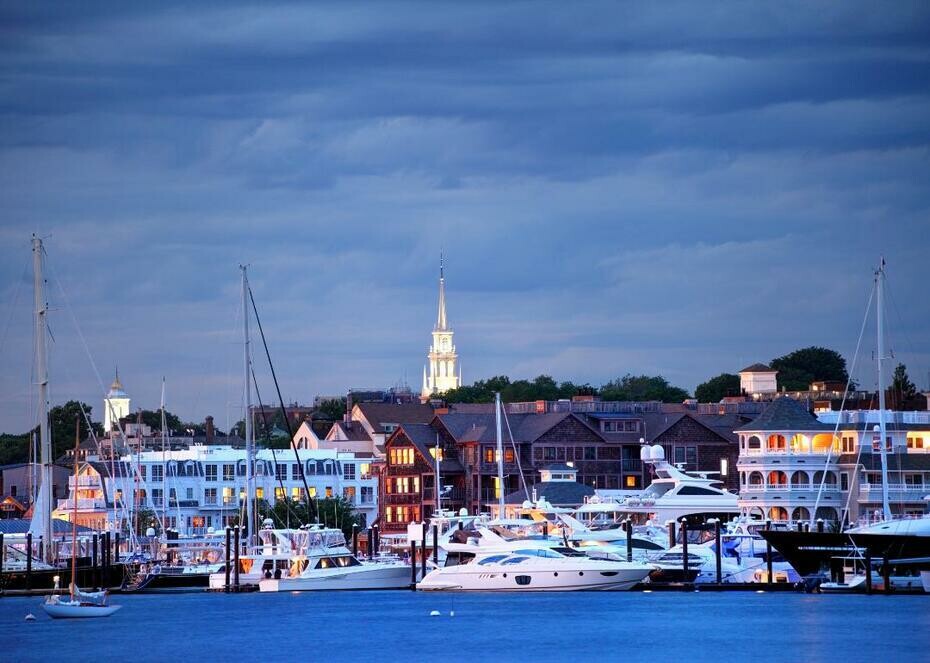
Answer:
[57, 498, 106, 510]
[743, 483, 838, 493]
[858, 483, 928, 502]
[69, 476, 100, 488]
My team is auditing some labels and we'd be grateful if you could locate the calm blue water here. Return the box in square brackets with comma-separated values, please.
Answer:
[2, 591, 928, 662]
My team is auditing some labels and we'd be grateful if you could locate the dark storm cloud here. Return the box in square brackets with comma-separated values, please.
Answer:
[1, 2, 929, 431]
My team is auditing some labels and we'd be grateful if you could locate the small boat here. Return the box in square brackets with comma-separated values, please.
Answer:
[42, 422, 121, 619]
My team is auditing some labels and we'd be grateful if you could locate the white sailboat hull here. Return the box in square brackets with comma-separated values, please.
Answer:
[259, 563, 411, 592]
[42, 602, 121, 618]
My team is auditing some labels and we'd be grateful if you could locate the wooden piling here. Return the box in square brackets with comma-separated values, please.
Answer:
[114, 532, 120, 563]
[680, 520, 689, 580]
[352, 524, 359, 558]
[233, 526, 241, 591]
[713, 518, 722, 585]
[666, 520, 676, 549]
[864, 549, 872, 594]
[432, 524, 439, 566]
[625, 518, 633, 563]
[92, 533, 99, 589]
[367, 528, 373, 560]
[882, 555, 891, 594]
[410, 542, 418, 589]
[224, 526, 232, 593]
[26, 532, 32, 591]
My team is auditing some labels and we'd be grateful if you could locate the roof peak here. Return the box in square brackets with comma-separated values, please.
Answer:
[739, 362, 774, 373]
[435, 252, 448, 331]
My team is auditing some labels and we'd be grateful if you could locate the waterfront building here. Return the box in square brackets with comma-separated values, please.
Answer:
[103, 371, 130, 433]
[52, 446, 378, 534]
[496, 463, 595, 518]
[739, 363, 778, 398]
[736, 396, 930, 523]
[421, 257, 461, 400]
[0, 462, 71, 517]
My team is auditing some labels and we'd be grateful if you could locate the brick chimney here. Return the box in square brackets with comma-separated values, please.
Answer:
[205, 415, 215, 444]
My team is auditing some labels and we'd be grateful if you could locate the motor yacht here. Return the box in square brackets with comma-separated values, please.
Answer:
[418, 546, 653, 591]
[258, 526, 410, 592]
[208, 521, 314, 589]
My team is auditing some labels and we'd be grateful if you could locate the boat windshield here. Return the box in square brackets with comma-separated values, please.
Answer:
[512, 548, 563, 558]
[477, 555, 510, 566]
[641, 482, 673, 498]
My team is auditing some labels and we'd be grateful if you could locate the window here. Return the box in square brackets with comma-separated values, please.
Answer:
[115, 489, 123, 502]
[674, 447, 685, 464]
[624, 420, 638, 432]
[360, 463, 371, 479]
[139, 465, 146, 480]
[344, 464, 356, 480]
[389, 447, 414, 466]
[152, 488, 163, 506]
[361, 486, 374, 504]
[325, 486, 333, 498]
[625, 475, 638, 488]
[504, 448, 515, 463]
[152, 465, 164, 482]
[204, 488, 217, 505]
[840, 473, 849, 491]
[223, 487, 235, 504]
[677, 486, 718, 496]
[344, 486, 356, 503]
[544, 447, 556, 461]
[276, 464, 287, 481]
[292, 464, 301, 480]
[256, 487, 264, 500]
[292, 487, 303, 501]
[308, 486, 317, 498]
[842, 436, 856, 453]
[429, 447, 444, 461]
[685, 446, 697, 468]
[186, 487, 194, 500]
[584, 447, 596, 460]
[484, 447, 496, 464]
[274, 487, 285, 501]
[205, 465, 217, 482]
[223, 464, 235, 481]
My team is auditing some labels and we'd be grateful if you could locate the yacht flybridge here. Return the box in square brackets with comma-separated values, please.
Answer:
[605, 445, 739, 525]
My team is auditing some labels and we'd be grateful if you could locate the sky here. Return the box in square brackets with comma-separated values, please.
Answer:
[1, 2, 929, 433]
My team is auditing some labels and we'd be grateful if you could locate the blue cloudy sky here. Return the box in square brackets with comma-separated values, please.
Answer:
[2, 2, 929, 433]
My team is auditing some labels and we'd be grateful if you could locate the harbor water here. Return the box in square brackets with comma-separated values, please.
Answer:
[2, 591, 928, 662]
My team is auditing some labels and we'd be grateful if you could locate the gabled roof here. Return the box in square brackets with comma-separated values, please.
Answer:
[438, 412, 596, 444]
[740, 363, 775, 373]
[332, 421, 372, 442]
[0, 518, 98, 535]
[355, 402, 435, 432]
[389, 424, 463, 472]
[736, 397, 832, 432]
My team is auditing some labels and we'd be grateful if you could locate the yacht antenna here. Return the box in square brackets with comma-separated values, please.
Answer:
[495, 392, 505, 518]
[875, 259, 892, 521]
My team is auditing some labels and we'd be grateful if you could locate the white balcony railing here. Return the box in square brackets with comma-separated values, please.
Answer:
[743, 483, 836, 493]
[57, 498, 106, 510]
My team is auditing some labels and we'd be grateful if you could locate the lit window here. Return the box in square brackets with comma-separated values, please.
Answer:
[625, 476, 637, 488]
[256, 487, 264, 500]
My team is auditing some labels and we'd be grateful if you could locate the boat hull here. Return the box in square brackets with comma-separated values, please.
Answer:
[418, 563, 651, 592]
[41, 602, 121, 618]
[259, 564, 411, 592]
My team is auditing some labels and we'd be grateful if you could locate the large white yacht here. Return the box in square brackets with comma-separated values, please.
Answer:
[418, 546, 653, 591]
[258, 526, 410, 592]
[605, 445, 739, 524]
[208, 521, 314, 589]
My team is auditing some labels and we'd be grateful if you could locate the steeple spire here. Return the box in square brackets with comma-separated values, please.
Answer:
[436, 251, 447, 331]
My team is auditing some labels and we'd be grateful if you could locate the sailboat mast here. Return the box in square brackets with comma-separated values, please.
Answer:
[32, 235, 53, 563]
[876, 259, 891, 521]
[241, 265, 255, 543]
[495, 392, 505, 518]
[160, 378, 168, 528]
[71, 420, 79, 599]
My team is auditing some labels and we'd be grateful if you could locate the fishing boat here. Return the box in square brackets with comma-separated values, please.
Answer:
[42, 422, 121, 618]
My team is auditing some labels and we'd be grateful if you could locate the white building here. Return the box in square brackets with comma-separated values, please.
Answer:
[736, 397, 930, 524]
[738, 363, 778, 398]
[421, 256, 461, 400]
[103, 371, 131, 433]
[54, 446, 378, 535]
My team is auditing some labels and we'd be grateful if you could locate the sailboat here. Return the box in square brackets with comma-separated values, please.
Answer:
[42, 421, 121, 618]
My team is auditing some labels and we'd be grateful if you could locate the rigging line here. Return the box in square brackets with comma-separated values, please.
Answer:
[0, 254, 29, 359]
[501, 405, 530, 496]
[813, 279, 875, 527]
[250, 363, 299, 527]
[247, 284, 316, 522]
[46, 257, 148, 548]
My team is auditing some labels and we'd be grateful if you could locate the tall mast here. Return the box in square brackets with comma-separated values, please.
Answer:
[71, 419, 79, 599]
[876, 259, 891, 521]
[160, 378, 168, 528]
[495, 392, 505, 518]
[241, 265, 255, 542]
[31, 235, 53, 563]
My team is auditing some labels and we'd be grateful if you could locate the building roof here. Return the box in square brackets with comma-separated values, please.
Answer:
[541, 463, 577, 472]
[503, 481, 595, 506]
[0, 518, 98, 535]
[393, 424, 463, 472]
[332, 421, 372, 442]
[355, 402, 435, 432]
[740, 363, 775, 373]
[736, 396, 833, 432]
[438, 412, 590, 444]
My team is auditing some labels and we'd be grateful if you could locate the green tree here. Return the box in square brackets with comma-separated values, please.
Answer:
[127, 409, 182, 433]
[0, 432, 30, 465]
[259, 496, 362, 539]
[46, 401, 97, 459]
[770, 346, 849, 391]
[441, 374, 597, 404]
[128, 506, 159, 537]
[599, 374, 690, 403]
[314, 398, 346, 421]
[695, 373, 741, 403]
[891, 363, 918, 400]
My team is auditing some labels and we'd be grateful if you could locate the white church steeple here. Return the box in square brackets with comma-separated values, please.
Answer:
[422, 253, 461, 401]
[103, 367, 130, 432]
